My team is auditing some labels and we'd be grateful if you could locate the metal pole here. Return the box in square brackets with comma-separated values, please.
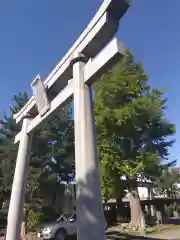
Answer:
[6, 118, 32, 240]
[73, 53, 106, 240]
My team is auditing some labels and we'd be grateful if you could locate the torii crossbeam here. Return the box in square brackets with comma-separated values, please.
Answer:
[6, 1, 130, 240]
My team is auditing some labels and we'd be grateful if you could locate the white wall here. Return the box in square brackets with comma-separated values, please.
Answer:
[137, 186, 149, 200]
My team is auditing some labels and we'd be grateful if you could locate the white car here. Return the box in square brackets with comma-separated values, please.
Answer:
[38, 213, 107, 240]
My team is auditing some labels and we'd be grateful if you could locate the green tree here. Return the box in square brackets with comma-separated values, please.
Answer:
[23, 104, 74, 230]
[0, 92, 29, 207]
[94, 50, 175, 231]
[0, 93, 74, 233]
[39, 109, 74, 207]
[0, 93, 29, 233]
[155, 167, 180, 198]
[100, 148, 125, 207]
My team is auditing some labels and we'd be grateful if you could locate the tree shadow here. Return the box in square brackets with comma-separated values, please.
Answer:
[106, 231, 132, 240]
[67, 231, 164, 240]
[106, 231, 163, 240]
[164, 217, 180, 225]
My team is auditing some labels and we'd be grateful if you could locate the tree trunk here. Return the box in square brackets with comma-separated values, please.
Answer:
[0, 190, 5, 209]
[51, 179, 59, 207]
[52, 187, 57, 206]
[116, 196, 122, 210]
[128, 187, 145, 232]
[0, 198, 3, 209]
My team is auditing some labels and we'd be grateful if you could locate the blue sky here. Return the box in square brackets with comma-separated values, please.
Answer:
[0, 0, 179, 163]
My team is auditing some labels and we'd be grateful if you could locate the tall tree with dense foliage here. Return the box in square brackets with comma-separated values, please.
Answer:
[0, 92, 29, 207]
[0, 93, 29, 233]
[38, 108, 74, 207]
[94, 50, 175, 231]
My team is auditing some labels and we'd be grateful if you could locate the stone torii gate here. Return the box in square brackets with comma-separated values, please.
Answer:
[6, 0, 130, 239]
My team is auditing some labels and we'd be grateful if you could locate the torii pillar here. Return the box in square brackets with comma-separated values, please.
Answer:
[6, 117, 32, 240]
[73, 53, 106, 240]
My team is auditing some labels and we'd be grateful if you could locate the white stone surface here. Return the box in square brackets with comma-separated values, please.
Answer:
[138, 187, 149, 199]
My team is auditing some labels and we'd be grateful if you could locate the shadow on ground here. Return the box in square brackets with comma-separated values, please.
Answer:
[106, 231, 164, 240]
[67, 232, 164, 240]
[165, 217, 180, 225]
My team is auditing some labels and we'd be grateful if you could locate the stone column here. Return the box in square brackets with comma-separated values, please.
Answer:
[6, 118, 32, 240]
[73, 53, 106, 240]
[148, 186, 156, 217]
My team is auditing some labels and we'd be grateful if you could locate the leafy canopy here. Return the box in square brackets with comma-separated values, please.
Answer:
[94, 50, 175, 186]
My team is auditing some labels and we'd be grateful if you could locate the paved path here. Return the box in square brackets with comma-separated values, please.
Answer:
[147, 229, 180, 240]
[107, 228, 180, 240]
